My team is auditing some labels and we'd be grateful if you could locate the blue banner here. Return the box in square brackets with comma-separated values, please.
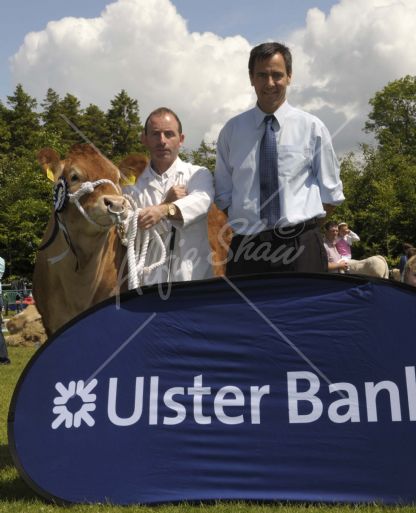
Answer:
[8, 273, 416, 505]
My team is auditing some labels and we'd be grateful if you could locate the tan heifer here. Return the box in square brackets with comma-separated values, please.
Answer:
[34, 145, 147, 336]
[208, 207, 232, 277]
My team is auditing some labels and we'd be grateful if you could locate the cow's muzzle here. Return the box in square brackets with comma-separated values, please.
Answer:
[105, 197, 128, 226]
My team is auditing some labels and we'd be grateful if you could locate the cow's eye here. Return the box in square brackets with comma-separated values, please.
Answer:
[69, 174, 79, 183]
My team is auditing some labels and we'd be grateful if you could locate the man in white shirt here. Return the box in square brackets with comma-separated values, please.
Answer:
[215, 42, 344, 276]
[131, 107, 214, 284]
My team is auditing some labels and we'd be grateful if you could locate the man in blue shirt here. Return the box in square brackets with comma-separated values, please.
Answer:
[215, 42, 344, 276]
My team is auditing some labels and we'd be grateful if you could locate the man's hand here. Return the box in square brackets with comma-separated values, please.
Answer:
[337, 259, 349, 271]
[164, 185, 187, 203]
[138, 205, 167, 230]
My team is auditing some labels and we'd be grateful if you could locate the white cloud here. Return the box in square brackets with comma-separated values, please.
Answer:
[10, 0, 416, 153]
[287, 0, 416, 152]
[11, 0, 253, 149]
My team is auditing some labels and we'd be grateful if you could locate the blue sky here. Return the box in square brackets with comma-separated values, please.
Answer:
[1, 0, 415, 152]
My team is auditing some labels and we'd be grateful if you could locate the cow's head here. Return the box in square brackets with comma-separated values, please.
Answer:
[37, 145, 147, 233]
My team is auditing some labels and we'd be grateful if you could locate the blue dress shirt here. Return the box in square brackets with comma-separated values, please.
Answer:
[214, 101, 345, 235]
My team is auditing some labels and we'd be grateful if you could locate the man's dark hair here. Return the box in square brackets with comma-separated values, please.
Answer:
[144, 107, 182, 135]
[248, 42, 292, 76]
[324, 221, 338, 231]
[402, 242, 414, 252]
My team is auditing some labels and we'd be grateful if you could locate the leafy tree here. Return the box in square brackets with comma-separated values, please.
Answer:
[0, 152, 52, 278]
[80, 104, 112, 156]
[106, 90, 145, 158]
[335, 146, 416, 264]
[41, 88, 62, 129]
[58, 93, 84, 147]
[331, 76, 416, 265]
[0, 101, 11, 154]
[6, 84, 40, 155]
[365, 75, 416, 158]
[190, 140, 216, 171]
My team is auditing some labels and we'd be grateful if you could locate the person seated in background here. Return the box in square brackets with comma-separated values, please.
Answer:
[0, 307, 10, 365]
[336, 222, 360, 260]
[399, 243, 416, 280]
[403, 255, 416, 287]
[323, 221, 349, 273]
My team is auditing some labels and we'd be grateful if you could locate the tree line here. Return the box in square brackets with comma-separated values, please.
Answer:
[335, 75, 416, 262]
[0, 76, 415, 279]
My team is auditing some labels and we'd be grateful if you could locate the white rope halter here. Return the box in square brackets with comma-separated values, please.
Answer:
[49, 180, 168, 289]
[68, 179, 120, 225]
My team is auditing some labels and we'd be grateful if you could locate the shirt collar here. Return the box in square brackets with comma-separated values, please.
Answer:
[254, 100, 292, 129]
[324, 236, 337, 247]
[149, 157, 180, 181]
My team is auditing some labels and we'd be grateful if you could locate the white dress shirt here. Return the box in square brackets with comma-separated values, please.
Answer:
[131, 157, 214, 284]
[215, 101, 345, 235]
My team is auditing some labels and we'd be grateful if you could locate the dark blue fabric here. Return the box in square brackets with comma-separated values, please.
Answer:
[259, 115, 279, 227]
[8, 274, 416, 505]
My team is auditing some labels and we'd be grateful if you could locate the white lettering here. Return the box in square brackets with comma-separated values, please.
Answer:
[287, 371, 323, 423]
[405, 366, 416, 421]
[107, 377, 144, 426]
[214, 386, 245, 425]
[328, 383, 360, 423]
[250, 385, 270, 424]
[163, 387, 186, 425]
[149, 376, 159, 425]
[187, 374, 211, 425]
[365, 380, 402, 422]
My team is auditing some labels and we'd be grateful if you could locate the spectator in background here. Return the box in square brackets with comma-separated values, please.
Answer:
[323, 221, 349, 273]
[3, 294, 8, 317]
[15, 292, 22, 313]
[399, 243, 416, 279]
[336, 222, 360, 260]
[403, 255, 416, 287]
[0, 307, 10, 365]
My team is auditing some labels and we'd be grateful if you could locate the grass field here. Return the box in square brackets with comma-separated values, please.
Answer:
[0, 346, 414, 513]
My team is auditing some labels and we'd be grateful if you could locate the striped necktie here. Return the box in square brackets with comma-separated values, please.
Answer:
[259, 115, 280, 228]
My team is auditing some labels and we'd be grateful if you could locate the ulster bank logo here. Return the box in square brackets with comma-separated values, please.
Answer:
[52, 379, 98, 429]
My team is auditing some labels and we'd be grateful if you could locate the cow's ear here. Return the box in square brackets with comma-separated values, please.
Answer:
[118, 154, 148, 186]
[37, 148, 63, 182]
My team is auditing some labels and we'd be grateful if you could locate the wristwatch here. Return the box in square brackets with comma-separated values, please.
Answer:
[166, 203, 176, 217]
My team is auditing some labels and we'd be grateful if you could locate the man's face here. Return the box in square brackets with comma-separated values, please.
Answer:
[326, 226, 339, 242]
[250, 52, 291, 114]
[141, 113, 184, 174]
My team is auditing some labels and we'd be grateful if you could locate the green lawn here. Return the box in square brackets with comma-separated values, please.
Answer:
[0, 347, 414, 512]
